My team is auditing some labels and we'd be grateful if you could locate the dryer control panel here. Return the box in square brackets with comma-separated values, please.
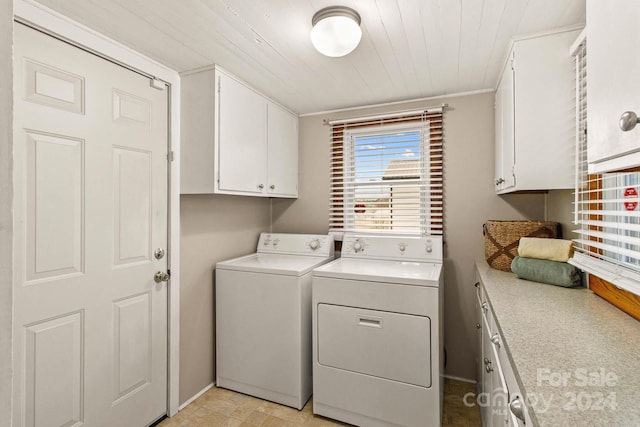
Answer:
[257, 233, 335, 257]
[341, 234, 443, 262]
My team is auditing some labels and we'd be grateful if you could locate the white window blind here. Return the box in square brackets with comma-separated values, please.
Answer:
[571, 38, 640, 295]
[328, 109, 444, 236]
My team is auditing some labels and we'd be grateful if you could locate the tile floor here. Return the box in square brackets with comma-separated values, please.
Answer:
[158, 379, 481, 427]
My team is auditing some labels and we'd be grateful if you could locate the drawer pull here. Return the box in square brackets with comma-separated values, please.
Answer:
[491, 333, 501, 347]
[476, 323, 481, 330]
[474, 281, 480, 288]
[510, 396, 525, 423]
[357, 315, 382, 328]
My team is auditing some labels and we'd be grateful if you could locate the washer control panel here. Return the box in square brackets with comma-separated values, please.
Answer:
[257, 233, 334, 257]
[341, 234, 443, 262]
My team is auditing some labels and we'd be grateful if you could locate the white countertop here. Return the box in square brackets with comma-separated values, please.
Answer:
[476, 260, 640, 427]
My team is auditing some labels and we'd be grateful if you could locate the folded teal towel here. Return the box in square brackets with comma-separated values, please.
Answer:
[510, 256, 581, 288]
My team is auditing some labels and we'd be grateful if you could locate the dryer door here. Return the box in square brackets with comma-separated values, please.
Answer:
[317, 304, 431, 387]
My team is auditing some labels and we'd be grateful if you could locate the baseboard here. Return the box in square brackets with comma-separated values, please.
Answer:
[179, 383, 214, 411]
[443, 374, 476, 384]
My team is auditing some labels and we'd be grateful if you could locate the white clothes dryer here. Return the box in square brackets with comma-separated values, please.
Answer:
[312, 234, 443, 427]
[215, 232, 334, 409]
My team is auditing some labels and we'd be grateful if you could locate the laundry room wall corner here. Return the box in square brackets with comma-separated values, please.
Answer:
[0, 0, 13, 424]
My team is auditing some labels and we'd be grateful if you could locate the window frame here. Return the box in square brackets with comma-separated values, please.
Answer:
[328, 109, 444, 238]
[342, 122, 430, 236]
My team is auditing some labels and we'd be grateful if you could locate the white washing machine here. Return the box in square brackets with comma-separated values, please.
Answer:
[215, 232, 334, 409]
[312, 234, 443, 427]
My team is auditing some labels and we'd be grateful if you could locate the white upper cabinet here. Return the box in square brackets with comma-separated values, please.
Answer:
[180, 66, 298, 198]
[494, 29, 579, 194]
[586, 0, 640, 173]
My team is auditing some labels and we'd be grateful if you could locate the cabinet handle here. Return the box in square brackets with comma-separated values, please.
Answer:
[474, 282, 480, 288]
[509, 397, 525, 423]
[495, 178, 505, 186]
[476, 323, 481, 330]
[619, 111, 640, 131]
[270, 184, 275, 190]
[258, 184, 264, 190]
[483, 357, 490, 366]
[485, 361, 493, 373]
[491, 333, 501, 347]
[481, 301, 488, 313]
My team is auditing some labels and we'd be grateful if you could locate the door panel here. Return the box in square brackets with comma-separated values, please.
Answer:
[24, 59, 84, 114]
[24, 312, 84, 427]
[14, 23, 169, 427]
[113, 147, 152, 265]
[112, 293, 152, 403]
[26, 131, 84, 281]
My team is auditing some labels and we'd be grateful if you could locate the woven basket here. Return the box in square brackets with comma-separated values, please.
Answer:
[483, 220, 561, 271]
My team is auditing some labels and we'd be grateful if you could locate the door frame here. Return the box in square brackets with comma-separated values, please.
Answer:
[13, 0, 182, 417]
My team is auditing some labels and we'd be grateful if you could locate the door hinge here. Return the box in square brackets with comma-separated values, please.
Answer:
[167, 151, 175, 162]
[150, 78, 166, 91]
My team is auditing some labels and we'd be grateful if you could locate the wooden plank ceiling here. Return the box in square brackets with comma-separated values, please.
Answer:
[34, 0, 585, 114]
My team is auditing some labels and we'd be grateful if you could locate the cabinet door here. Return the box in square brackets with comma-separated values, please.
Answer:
[475, 281, 484, 396]
[217, 71, 267, 194]
[489, 344, 510, 427]
[480, 312, 493, 426]
[267, 102, 298, 197]
[587, 0, 640, 172]
[495, 54, 515, 193]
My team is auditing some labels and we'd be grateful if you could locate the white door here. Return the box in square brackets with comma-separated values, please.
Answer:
[13, 23, 169, 427]
[267, 101, 298, 198]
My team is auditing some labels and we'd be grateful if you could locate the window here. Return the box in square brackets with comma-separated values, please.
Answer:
[571, 36, 640, 295]
[328, 108, 443, 236]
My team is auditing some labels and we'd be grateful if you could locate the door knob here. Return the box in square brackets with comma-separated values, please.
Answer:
[154, 271, 170, 283]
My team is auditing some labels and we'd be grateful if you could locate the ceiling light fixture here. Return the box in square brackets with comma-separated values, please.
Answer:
[311, 6, 362, 57]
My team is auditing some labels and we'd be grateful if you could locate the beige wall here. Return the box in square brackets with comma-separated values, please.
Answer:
[547, 189, 576, 240]
[1, 2, 12, 424]
[273, 92, 547, 381]
[179, 194, 270, 404]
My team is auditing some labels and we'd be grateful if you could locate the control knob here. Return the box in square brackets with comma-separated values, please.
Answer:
[309, 239, 320, 251]
[352, 239, 364, 253]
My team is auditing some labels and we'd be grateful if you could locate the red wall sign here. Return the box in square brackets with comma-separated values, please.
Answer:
[624, 187, 638, 211]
